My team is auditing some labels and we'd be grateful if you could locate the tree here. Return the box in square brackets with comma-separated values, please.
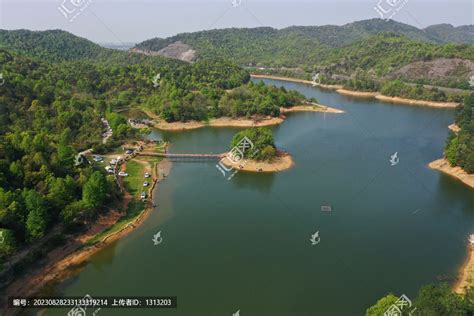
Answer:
[0, 228, 17, 256]
[56, 143, 75, 170]
[23, 190, 48, 241]
[82, 171, 108, 210]
[61, 200, 87, 227]
[414, 283, 473, 315]
[230, 127, 276, 161]
[367, 284, 474, 316]
[365, 294, 398, 316]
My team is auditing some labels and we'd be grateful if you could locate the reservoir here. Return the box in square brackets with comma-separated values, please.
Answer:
[41, 78, 474, 316]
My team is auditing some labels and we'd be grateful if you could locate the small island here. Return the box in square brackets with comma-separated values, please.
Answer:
[221, 127, 294, 173]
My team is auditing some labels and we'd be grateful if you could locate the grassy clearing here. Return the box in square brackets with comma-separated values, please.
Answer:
[123, 160, 146, 198]
[84, 200, 145, 246]
[84, 142, 166, 247]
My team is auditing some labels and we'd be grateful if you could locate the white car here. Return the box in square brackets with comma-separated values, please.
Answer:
[118, 172, 128, 177]
[93, 155, 103, 162]
[105, 166, 114, 173]
[143, 181, 149, 187]
[140, 192, 147, 199]
[144, 173, 150, 178]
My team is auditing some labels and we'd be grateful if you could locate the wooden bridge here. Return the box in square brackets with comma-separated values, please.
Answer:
[138, 152, 225, 162]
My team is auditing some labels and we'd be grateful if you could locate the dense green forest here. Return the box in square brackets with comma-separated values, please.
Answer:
[135, 19, 474, 93]
[230, 127, 277, 161]
[366, 283, 473, 315]
[0, 29, 312, 267]
[445, 94, 474, 173]
[0, 50, 118, 262]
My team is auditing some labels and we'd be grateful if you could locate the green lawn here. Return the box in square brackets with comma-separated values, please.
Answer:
[123, 160, 146, 198]
[84, 200, 145, 246]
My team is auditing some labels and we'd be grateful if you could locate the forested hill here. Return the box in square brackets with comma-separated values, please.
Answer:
[0, 29, 110, 61]
[135, 19, 474, 54]
[0, 29, 314, 267]
[132, 19, 474, 91]
[445, 94, 474, 173]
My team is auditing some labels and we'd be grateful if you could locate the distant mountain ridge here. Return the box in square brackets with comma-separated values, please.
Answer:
[0, 29, 110, 61]
[132, 19, 474, 89]
[135, 19, 474, 55]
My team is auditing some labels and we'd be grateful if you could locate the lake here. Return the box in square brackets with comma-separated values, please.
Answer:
[40, 79, 474, 316]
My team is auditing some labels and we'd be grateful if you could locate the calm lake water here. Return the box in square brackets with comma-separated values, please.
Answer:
[40, 79, 474, 316]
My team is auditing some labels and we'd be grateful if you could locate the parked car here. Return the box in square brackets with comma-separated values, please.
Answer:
[105, 166, 114, 174]
[118, 172, 128, 177]
[140, 192, 147, 199]
[143, 181, 149, 187]
[125, 149, 134, 155]
[144, 172, 150, 178]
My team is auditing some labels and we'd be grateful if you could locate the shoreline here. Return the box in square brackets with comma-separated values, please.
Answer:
[454, 244, 474, 294]
[429, 158, 474, 294]
[280, 104, 345, 114]
[144, 103, 344, 131]
[1, 157, 172, 315]
[222, 151, 294, 173]
[144, 110, 285, 131]
[428, 158, 474, 189]
[250, 74, 460, 108]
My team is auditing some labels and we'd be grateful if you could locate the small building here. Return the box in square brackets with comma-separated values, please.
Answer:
[75, 154, 88, 166]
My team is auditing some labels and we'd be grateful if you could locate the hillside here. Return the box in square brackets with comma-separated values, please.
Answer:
[0, 28, 318, 276]
[424, 24, 474, 44]
[0, 29, 110, 61]
[133, 19, 474, 90]
[134, 19, 474, 63]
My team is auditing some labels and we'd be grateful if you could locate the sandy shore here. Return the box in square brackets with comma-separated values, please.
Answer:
[1, 156, 172, 316]
[251, 74, 460, 108]
[454, 244, 474, 294]
[144, 110, 285, 131]
[153, 117, 284, 131]
[222, 151, 294, 173]
[280, 105, 345, 114]
[336, 89, 378, 98]
[429, 158, 474, 189]
[145, 104, 344, 131]
[375, 95, 459, 108]
[448, 124, 461, 133]
[251, 74, 315, 85]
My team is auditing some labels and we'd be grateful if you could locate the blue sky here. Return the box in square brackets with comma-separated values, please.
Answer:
[0, 0, 472, 44]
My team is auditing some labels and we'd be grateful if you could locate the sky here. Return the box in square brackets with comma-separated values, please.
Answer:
[0, 0, 472, 44]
